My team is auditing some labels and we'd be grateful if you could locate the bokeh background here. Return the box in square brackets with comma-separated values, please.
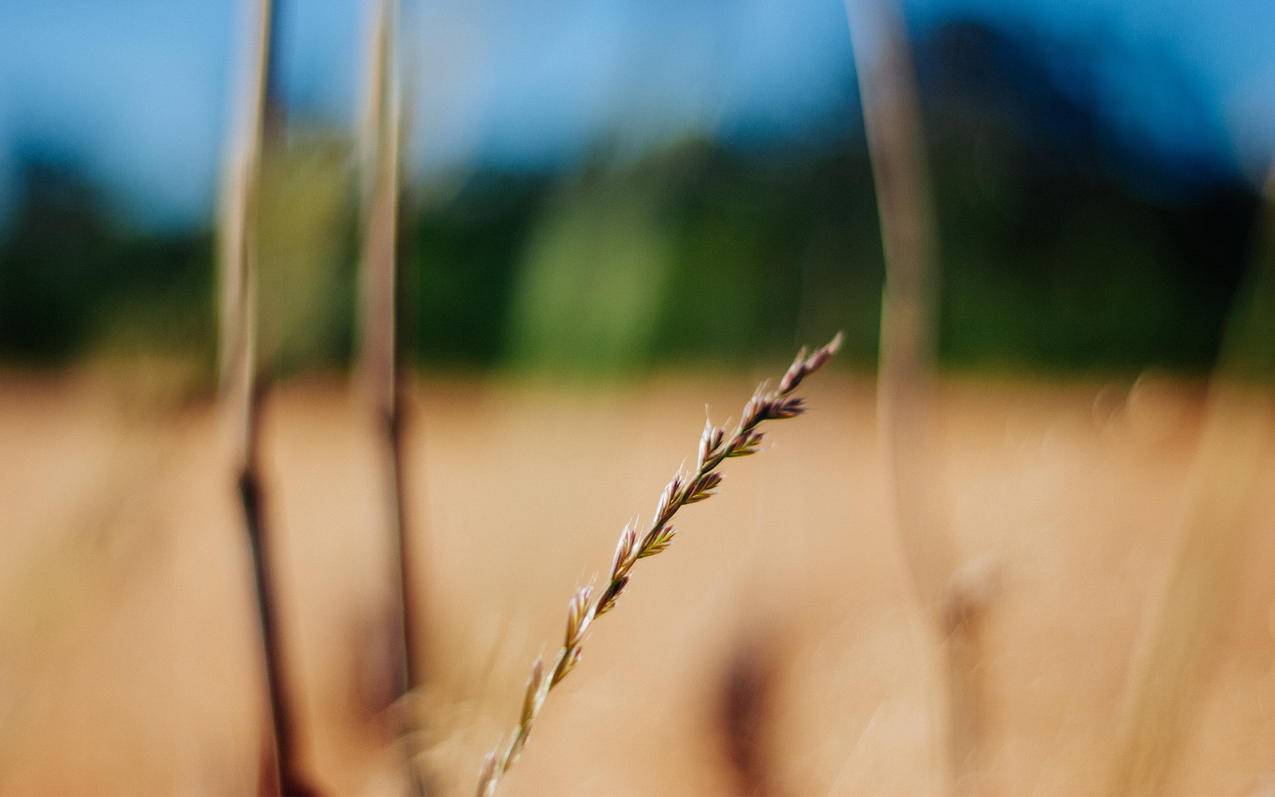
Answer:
[3, 0, 1274, 374]
[1, 2, 1274, 796]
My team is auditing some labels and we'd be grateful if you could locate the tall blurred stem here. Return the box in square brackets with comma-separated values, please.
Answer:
[1107, 170, 1275, 796]
[359, 2, 427, 794]
[219, 0, 317, 794]
[843, 1, 988, 793]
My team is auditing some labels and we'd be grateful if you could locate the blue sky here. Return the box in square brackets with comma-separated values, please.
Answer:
[0, 0, 1272, 229]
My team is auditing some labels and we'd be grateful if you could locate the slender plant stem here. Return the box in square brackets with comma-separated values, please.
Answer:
[1106, 170, 1275, 796]
[843, 0, 953, 618]
[359, 3, 427, 793]
[842, 1, 987, 793]
[220, 0, 317, 793]
[385, 400, 423, 690]
[239, 387, 318, 797]
[475, 335, 842, 797]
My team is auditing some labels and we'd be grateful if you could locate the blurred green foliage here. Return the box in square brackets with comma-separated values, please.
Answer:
[408, 131, 1256, 375]
[0, 132, 1258, 378]
[0, 161, 213, 364]
[0, 19, 1261, 378]
[255, 137, 358, 376]
[0, 137, 1254, 380]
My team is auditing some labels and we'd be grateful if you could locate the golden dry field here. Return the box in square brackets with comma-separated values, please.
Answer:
[1, 368, 1272, 796]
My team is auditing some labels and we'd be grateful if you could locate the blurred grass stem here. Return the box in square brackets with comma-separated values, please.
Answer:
[1107, 169, 1275, 796]
[843, 1, 988, 793]
[358, 2, 427, 794]
[219, 0, 316, 793]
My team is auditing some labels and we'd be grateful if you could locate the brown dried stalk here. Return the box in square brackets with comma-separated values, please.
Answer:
[843, 1, 986, 793]
[844, 0, 951, 614]
[357, 2, 429, 794]
[240, 389, 320, 797]
[219, 1, 318, 793]
[474, 334, 842, 797]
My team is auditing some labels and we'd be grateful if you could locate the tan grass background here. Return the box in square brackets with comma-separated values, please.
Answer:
[1, 369, 1272, 795]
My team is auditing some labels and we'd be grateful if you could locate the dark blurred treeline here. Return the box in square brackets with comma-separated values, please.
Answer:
[0, 19, 1262, 375]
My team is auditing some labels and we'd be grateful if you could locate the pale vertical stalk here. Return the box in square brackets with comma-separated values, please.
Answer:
[218, 0, 270, 438]
[360, 0, 400, 410]
[843, 1, 986, 794]
[220, 1, 317, 794]
[1107, 172, 1275, 796]
[358, 3, 426, 794]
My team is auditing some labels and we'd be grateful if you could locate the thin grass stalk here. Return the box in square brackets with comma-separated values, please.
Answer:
[217, 0, 271, 424]
[359, 0, 401, 414]
[220, 1, 316, 793]
[358, 3, 427, 794]
[1106, 170, 1275, 796]
[474, 335, 842, 797]
[240, 387, 319, 797]
[842, 1, 986, 793]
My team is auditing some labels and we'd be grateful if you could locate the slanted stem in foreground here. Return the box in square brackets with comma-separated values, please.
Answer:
[476, 334, 842, 797]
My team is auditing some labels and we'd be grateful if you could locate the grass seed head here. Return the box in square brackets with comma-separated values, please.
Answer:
[610, 519, 640, 580]
[475, 334, 841, 795]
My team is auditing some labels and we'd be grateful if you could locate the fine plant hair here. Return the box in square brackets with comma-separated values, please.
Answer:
[1106, 170, 1275, 796]
[356, 2, 428, 795]
[474, 334, 842, 797]
[843, 0, 989, 793]
[219, 0, 317, 793]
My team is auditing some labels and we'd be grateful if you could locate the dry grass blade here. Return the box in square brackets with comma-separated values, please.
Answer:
[843, 0, 989, 793]
[218, 0, 272, 459]
[357, 2, 428, 794]
[844, 0, 952, 626]
[219, 1, 320, 793]
[359, 0, 401, 413]
[474, 334, 842, 796]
